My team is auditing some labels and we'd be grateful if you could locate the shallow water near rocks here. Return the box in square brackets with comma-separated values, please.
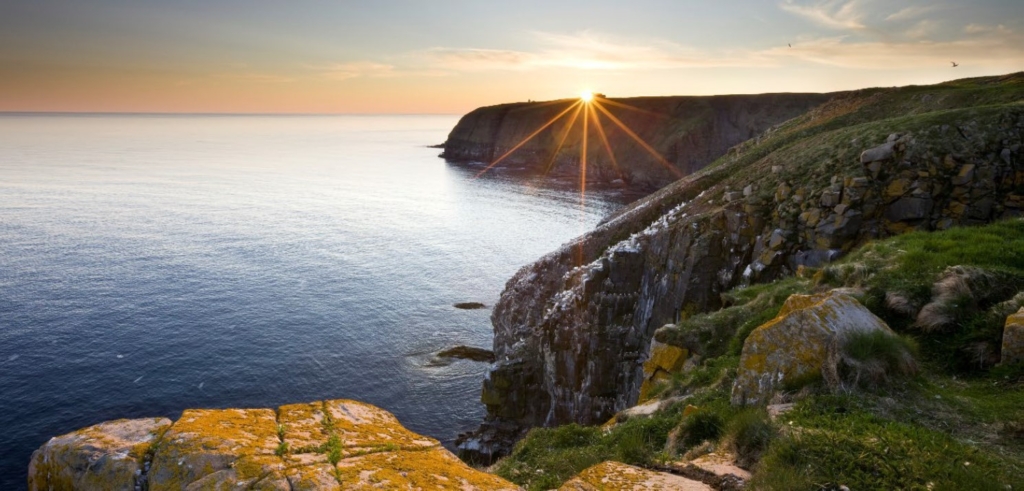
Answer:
[0, 114, 622, 488]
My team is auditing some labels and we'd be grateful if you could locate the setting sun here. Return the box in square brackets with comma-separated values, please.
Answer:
[580, 91, 594, 102]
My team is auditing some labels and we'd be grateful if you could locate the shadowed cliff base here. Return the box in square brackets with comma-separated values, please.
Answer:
[457, 72, 1024, 462]
[440, 93, 835, 193]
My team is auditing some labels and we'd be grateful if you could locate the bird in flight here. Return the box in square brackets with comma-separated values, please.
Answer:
[788, 43, 792, 48]
[951, 61, 959, 67]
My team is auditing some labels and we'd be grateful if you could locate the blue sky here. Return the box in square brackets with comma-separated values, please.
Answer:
[1, 0, 1021, 113]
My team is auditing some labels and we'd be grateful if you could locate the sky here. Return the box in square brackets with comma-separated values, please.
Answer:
[1, 0, 1022, 114]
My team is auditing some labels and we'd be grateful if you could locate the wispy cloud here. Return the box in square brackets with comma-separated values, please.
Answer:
[422, 31, 775, 71]
[905, 19, 940, 39]
[779, 0, 867, 30]
[212, 72, 293, 83]
[769, 31, 1024, 68]
[305, 62, 396, 81]
[885, 5, 939, 22]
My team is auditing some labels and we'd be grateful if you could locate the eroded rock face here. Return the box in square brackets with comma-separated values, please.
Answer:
[731, 292, 895, 405]
[28, 417, 171, 491]
[461, 92, 1024, 460]
[1002, 307, 1024, 365]
[441, 94, 834, 190]
[559, 461, 712, 491]
[29, 400, 520, 491]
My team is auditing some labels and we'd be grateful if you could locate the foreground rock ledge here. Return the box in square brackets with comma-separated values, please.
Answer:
[29, 399, 520, 490]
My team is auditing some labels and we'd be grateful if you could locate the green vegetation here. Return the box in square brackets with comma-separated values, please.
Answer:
[494, 219, 1024, 490]
[752, 394, 1024, 490]
[493, 404, 683, 490]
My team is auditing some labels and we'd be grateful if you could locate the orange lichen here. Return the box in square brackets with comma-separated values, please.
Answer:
[560, 461, 711, 490]
[334, 447, 519, 490]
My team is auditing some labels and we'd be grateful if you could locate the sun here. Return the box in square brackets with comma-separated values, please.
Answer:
[580, 90, 594, 103]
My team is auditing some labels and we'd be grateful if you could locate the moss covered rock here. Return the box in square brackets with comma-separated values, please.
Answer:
[731, 291, 894, 405]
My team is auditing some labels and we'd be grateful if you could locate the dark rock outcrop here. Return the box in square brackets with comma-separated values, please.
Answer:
[458, 74, 1024, 460]
[441, 93, 834, 191]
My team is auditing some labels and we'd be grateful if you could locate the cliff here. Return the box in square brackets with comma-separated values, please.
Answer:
[440, 93, 833, 190]
[459, 73, 1024, 460]
[28, 399, 519, 490]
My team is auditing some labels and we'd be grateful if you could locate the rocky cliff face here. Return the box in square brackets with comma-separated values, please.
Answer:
[459, 73, 1024, 460]
[440, 93, 833, 190]
[29, 399, 519, 490]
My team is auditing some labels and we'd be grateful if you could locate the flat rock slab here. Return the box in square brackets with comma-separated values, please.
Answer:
[31, 399, 520, 490]
[560, 461, 712, 490]
[689, 452, 752, 481]
[28, 417, 171, 491]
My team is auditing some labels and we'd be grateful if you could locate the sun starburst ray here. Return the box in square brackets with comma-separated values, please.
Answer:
[592, 100, 682, 178]
[541, 103, 584, 177]
[589, 105, 623, 181]
[598, 98, 670, 120]
[474, 100, 582, 178]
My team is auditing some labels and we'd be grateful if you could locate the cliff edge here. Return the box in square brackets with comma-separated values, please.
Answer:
[459, 73, 1024, 460]
[440, 93, 832, 191]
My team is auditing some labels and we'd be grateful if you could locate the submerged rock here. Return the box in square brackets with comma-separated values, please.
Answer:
[437, 345, 496, 363]
[731, 291, 895, 405]
[455, 302, 488, 310]
[29, 400, 519, 490]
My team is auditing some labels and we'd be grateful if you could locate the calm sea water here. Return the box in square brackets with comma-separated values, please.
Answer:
[0, 114, 621, 488]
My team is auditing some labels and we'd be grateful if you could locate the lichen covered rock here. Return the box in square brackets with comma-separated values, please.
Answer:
[1002, 307, 1024, 365]
[639, 339, 688, 401]
[731, 291, 895, 405]
[28, 417, 171, 491]
[559, 461, 711, 490]
[30, 400, 519, 490]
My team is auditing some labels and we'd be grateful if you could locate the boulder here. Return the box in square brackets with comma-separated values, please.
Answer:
[30, 400, 520, 491]
[731, 291, 895, 405]
[638, 340, 688, 401]
[559, 461, 711, 491]
[28, 417, 171, 491]
[1002, 308, 1024, 365]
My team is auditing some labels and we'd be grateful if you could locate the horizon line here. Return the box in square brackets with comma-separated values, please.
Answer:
[0, 111, 464, 117]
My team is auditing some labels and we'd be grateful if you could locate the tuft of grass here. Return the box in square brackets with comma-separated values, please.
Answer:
[677, 409, 725, 448]
[725, 409, 777, 468]
[325, 434, 343, 465]
[830, 330, 919, 391]
[275, 440, 289, 457]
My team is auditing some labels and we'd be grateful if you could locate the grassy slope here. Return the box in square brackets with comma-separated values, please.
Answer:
[496, 219, 1024, 490]
[491, 73, 1024, 490]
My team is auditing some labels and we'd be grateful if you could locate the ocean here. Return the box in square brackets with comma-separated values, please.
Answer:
[0, 114, 622, 488]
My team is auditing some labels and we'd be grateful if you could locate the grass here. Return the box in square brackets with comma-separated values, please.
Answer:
[751, 394, 1024, 490]
[493, 404, 682, 490]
